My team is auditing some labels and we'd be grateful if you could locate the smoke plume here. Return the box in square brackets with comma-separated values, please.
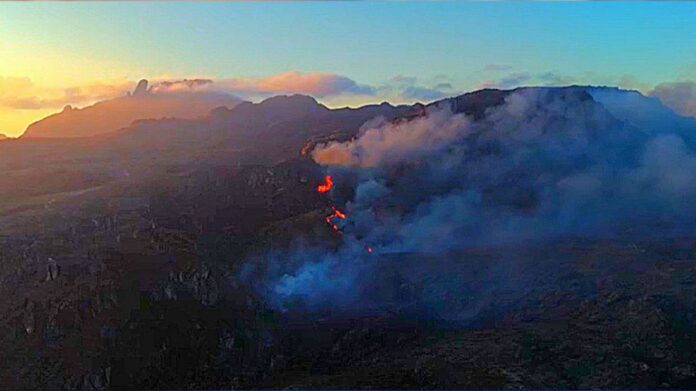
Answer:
[244, 87, 696, 322]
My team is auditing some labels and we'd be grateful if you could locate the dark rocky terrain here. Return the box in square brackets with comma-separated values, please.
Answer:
[1, 87, 696, 389]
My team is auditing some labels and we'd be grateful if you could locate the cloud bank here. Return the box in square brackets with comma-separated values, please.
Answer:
[218, 71, 375, 98]
[0, 76, 133, 110]
[5, 69, 696, 137]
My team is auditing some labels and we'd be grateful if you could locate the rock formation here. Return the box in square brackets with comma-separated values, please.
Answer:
[132, 79, 149, 97]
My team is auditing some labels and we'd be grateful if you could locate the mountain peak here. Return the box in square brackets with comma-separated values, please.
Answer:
[259, 94, 324, 109]
[253, 94, 329, 120]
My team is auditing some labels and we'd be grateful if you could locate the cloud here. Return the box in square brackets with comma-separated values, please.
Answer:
[478, 72, 532, 89]
[401, 86, 451, 101]
[484, 64, 513, 72]
[538, 71, 577, 86]
[149, 78, 214, 93]
[0, 72, 377, 112]
[371, 75, 456, 103]
[0, 76, 133, 110]
[649, 81, 696, 118]
[217, 71, 376, 98]
[481, 71, 577, 89]
[0, 71, 461, 118]
[389, 75, 418, 86]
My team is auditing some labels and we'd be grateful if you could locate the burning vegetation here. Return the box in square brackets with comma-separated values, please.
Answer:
[316, 175, 334, 193]
[316, 176, 372, 254]
[317, 176, 345, 233]
[325, 206, 346, 233]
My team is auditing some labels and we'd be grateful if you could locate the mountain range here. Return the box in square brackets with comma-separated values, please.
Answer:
[3, 85, 696, 389]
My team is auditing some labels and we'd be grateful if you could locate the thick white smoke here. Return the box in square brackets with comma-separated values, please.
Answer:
[246, 87, 696, 321]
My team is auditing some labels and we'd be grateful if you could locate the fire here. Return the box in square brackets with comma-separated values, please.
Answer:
[317, 175, 334, 193]
[331, 206, 346, 219]
[325, 206, 346, 233]
[316, 175, 374, 254]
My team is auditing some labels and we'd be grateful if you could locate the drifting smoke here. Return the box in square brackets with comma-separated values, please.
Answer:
[244, 86, 696, 322]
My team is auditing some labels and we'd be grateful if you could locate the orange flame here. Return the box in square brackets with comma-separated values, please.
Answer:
[331, 206, 346, 219]
[325, 206, 347, 234]
[317, 177, 374, 253]
[317, 175, 334, 193]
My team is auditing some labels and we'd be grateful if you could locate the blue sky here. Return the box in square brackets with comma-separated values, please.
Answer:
[3, 2, 696, 85]
[1, 2, 695, 136]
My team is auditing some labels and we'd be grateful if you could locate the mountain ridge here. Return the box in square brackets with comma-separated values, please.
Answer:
[21, 84, 684, 142]
[20, 79, 245, 139]
[3, 84, 696, 389]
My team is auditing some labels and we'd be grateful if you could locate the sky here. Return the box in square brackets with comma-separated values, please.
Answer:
[1, 2, 696, 137]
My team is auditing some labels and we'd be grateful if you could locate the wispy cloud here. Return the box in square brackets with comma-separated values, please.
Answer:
[483, 63, 513, 72]
[0, 76, 133, 110]
[0, 72, 377, 112]
[372, 74, 457, 103]
[400, 86, 450, 101]
[149, 79, 214, 94]
[217, 71, 375, 98]
[479, 70, 579, 89]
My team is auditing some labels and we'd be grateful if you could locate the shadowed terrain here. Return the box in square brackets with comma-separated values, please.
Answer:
[2, 87, 696, 390]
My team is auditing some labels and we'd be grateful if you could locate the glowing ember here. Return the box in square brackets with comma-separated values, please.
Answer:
[325, 206, 347, 233]
[317, 175, 334, 193]
[331, 206, 346, 219]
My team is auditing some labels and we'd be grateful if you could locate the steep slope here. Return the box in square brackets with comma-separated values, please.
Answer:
[21, 79, 244, 139]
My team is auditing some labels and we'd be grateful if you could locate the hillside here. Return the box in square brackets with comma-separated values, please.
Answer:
[1, 86, 696, 389]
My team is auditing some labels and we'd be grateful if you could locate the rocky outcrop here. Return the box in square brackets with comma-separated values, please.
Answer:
[132, 79, 149, 97]
[45, 257, 60, 281]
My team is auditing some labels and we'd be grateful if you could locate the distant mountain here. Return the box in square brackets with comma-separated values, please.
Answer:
[0, 134, 6, 140]
[21, 79, 244, 139]
[113, 94, 417, 164]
